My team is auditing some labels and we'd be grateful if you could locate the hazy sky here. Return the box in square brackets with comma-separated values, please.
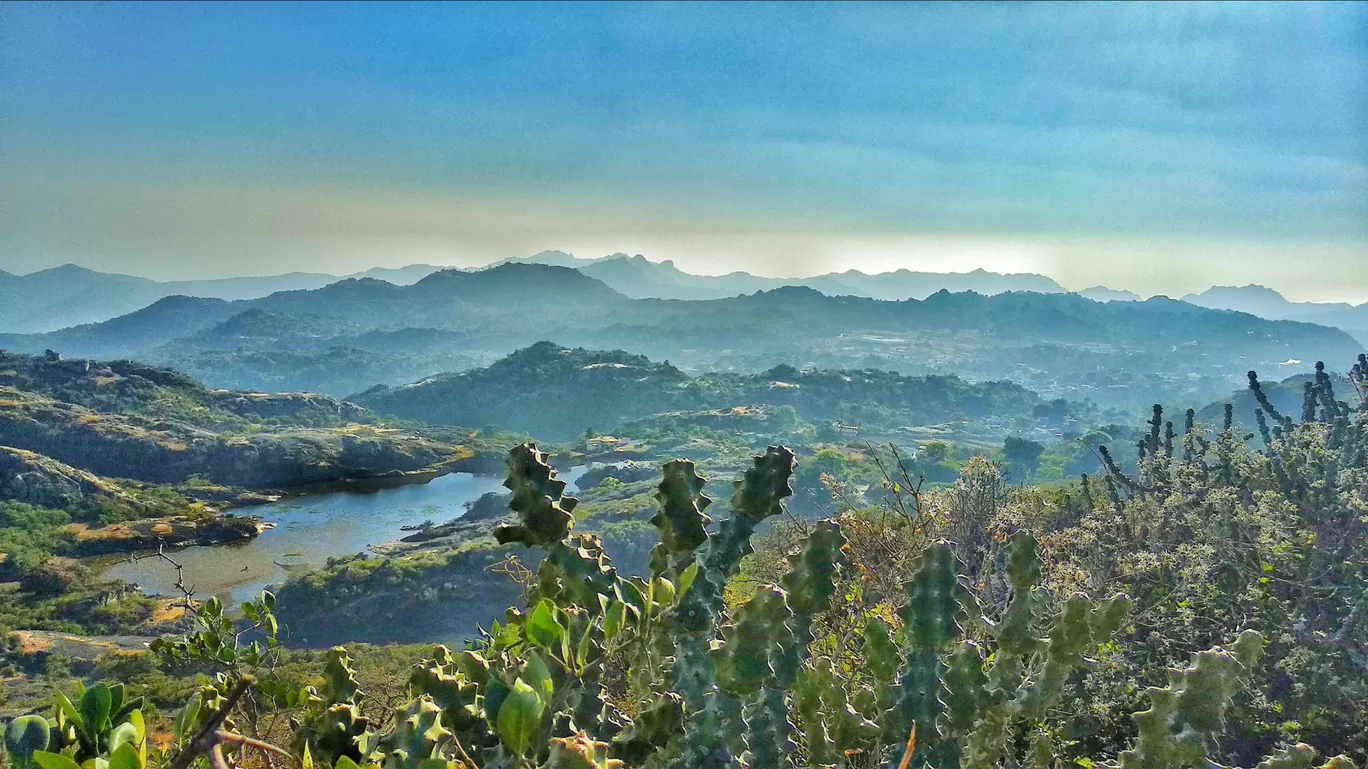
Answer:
[2, 2, 1366, 300]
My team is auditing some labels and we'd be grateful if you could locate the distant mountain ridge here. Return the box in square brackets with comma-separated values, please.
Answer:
[0, 252, 1072, 332]
[5, 254, 1366, 352]
[0, 263, 451, 334]
[1183, 285, 1368, 347]
[504, 250, 1067, 300]
[0, 262, 1358, 413]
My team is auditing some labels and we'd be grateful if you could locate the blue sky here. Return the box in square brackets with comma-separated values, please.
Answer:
[2, 2, 1365, 299]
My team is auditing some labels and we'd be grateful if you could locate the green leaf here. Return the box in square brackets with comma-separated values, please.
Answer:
[108, 723, 139, 755]
[522, 652, 555, 703]
[107, 684, 126, 719]
[301, 742, 314, 769]
[603, 601, 627, 644]
[127, 711, 145, 764]
[482, 678, 510, 723]
[495, 679, 545, 757]
[55, 691, 83, 732]
[107, 743, 141, 769]
[333, 757, 362, 769]
[78, 684, 113, 736]
[32, 752, 83, 769]
[677, 562, 699, 601]
[651, 577, 676, 610]
[173, 698, 201, 740]
[5, 715, 51, 768]
[526, 599, 566, 650]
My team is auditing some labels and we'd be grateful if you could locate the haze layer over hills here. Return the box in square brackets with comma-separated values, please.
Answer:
[1, 251, 1067, 333]
[1, 261, 1358, 413]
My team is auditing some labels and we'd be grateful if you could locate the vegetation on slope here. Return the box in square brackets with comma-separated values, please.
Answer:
[4, 355, 1365, 769]
[352, 342, 1101, 441]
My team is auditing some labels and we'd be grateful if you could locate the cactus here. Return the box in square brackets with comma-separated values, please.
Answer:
[670, 446, 796, 769]
[891, 542, 969, 768]
[378, 696, 458, 769]
[1119, 630, 1264, 769]
[495, 443, 578, 548]
[649, 459, 713, 580]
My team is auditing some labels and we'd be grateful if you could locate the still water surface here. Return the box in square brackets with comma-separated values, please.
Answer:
[98, 469, 586, 607]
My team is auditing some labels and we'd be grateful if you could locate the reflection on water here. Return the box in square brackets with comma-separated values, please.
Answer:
[99, 468, 585, 607]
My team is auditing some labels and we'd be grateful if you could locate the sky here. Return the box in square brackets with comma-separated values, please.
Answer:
[1, 1, 1365, 301]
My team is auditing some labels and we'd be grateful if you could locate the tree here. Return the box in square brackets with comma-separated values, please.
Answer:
[1002, 436, 1044, 481]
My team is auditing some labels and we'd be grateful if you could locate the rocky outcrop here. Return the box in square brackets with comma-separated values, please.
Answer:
[208, 390, 369, 423]
[0, 446, 142, 510]
[575, 461, 657, 489]
[63, 514, 265, 556]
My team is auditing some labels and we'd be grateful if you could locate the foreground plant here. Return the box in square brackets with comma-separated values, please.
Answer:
[8, 349, 1368, 768]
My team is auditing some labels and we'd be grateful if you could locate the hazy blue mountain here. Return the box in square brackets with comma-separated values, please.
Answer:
[1183, 285, 1368, 346]
[0, 262, 448, 333]
[523, 251, 1065, 300]
[817, 267, 1063, 300]
[0, 295, 240, 358]
[3, 262, 1358, 409]
[345, 264, 449, 284]
[491, 249, 613, 270]
[0, 264, 167, 333]
[1078, 286, 1143, 302]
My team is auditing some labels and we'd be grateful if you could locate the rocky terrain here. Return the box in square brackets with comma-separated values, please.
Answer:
[0, 351, 477, 492]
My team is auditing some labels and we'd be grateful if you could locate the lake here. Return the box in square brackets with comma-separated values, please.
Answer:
[97, 468, 587, 607]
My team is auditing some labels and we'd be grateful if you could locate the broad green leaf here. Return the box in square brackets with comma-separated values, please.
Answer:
[31, 753, 82, 769]
[575, 621, 594, 667]
[333, 757, 362, 769]
[107, 684, 126, 719]
[78, 684, 112, 735]
[526, 599, 565, 649]
[107, 743, 141, 769]
[495, 679, 544, 757]
[108, 723, 139, 755]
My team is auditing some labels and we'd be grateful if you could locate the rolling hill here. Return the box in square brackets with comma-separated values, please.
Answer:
[351, 341, 1091, 441]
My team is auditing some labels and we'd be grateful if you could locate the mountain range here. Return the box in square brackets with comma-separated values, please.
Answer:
[0, 253, 1066, 334]
[7, 254, 1367, 349]
[0, 263, 449, 334]
[0, 262, 1357, 412]
[1183, 285, 1368, 346]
